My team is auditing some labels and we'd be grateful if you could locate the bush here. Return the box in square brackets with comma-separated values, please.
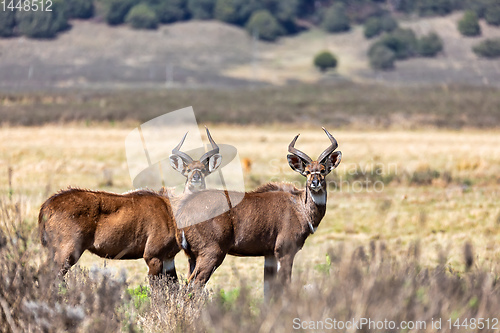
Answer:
[485, 0, 500, 26]
[146, 0, 187, 23]
[473, 38, 500, 58]
[377, 28, 418, 60]
[0, 9, 16, 37]
[245, 10, 284, 42]
[126, 3, 159, 29]
[214, 0, 239, 24]
[313, 50, 338, 72]
[417, 32, 444, 57]
[369, 44, 396, 70]
[463, 0, 489, 17]
[364, 15, 398, 39]
[188, 0, 216, 20]
[66, 0, 94, 19]
[364, 17, 382, 39]
[380, 15, 398, 32]
[416, 0, 453, 16]
[16, 0, 69, 38]
[322, 3, 350, 33]
[106, 0, 136, 25]
[458, 10, 481, 36]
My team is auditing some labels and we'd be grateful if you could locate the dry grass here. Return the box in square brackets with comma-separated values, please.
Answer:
[2, 124, 500, 331]
[1, 125, 500, 293]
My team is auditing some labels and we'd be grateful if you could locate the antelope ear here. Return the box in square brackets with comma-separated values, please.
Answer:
[169, 155, 186, 175]
[207, 153, 222, 173]
[324, 151, 342, 174]
[287, 154, 307, 176]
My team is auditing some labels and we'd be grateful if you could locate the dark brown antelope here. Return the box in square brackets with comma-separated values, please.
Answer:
[38, 128, 222, 280]
[174, 128, 341, 296]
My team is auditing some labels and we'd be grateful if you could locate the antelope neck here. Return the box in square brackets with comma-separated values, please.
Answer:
[304, 187, 327, 232]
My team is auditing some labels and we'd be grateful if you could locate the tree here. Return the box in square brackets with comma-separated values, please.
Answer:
[473, 38, 500, 58]
[377, 28, 418, 60]
[364, 17, 382, 39]
[0, 9, 16, 37]
[126, 4, 159, 29]
[16, 0, 69, 38]
[417, 32, 444, 57]
[322, 3, 350, 33]
[313, 50, 338, 72]
[369, 44, 396, 70]
[416, 0, 453, 16]
[188, 0, 216, 20]
[66, 0, 94, 19]
[145, 0, 187, 23]
[245, 10, 284, 41]
[485, 0, 500, 26]
[106, 0, 137, 26]
[380, 15, 398, 32]
[458, 10, 481, 36]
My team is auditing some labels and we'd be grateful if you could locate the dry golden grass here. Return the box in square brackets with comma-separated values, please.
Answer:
[1, 125, 500, 294]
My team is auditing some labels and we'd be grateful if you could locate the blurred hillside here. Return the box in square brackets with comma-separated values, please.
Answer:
[1, 9, 500, 90]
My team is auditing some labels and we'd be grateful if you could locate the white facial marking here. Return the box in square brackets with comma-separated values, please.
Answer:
[276, 261, 281, 272]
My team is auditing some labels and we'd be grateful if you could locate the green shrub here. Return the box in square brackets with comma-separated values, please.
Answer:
[463, 0, 488, 17]
[416, 0, 453, 16]
[458, 10, 481, 36]
[322, 3, 350, 33]
[146, 0, 187, 23]
[473, 38, 500, 58]
[369, 44, 396, 70]
[417, 32, 444, 57]
[485, 0, 500, 26]
[214, 0, 239, 24]
[188, 0, 216, 20]
[126, 3, 159, 29]
[313, 50, 338, 72]
[377, 28, 418, 60]
[364, 17, 382, 39]
[16, 0, 69, 38]
[66, 0, 94, 19]
[106, 0, 136, 25]
[380, 15, 398, 32]
[0, 9, 16, 37]
[364, 15, 398, 39]
[245, 10, 284, 41]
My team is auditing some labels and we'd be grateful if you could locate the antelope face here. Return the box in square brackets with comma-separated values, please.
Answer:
[287, 128, 342, 203]
[169, 127, 222, 194]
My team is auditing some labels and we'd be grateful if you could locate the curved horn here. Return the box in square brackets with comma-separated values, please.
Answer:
[171, 132, 194, 163]
[288, 134, 312, 163]
[317, 127, 338, 163]
[200, 126, 220, 162]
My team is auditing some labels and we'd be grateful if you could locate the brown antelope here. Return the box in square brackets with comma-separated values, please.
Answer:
[38, 128, 222, 280]
[174, 128, 341, 296]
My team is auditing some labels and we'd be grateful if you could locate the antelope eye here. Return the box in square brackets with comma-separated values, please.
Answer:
[186, 169, 191, 173]
[320, 169, 326, 175]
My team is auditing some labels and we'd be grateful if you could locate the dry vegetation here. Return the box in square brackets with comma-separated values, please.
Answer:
[2, 83, 500, 129]
[1, 123, 500, 331]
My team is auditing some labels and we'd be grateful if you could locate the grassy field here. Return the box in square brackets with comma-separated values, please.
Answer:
[2, 124, 500, 331]
[2, 124, 500, 289]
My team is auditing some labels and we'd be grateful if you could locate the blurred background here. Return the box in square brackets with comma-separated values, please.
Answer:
[1, 1, 500, 332]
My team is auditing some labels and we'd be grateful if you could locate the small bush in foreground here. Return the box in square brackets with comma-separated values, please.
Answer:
[473, 38, 500, 58]
[313, 50, 338, 72]
[369, 44, 396, 70]
[417, 32, 444, 57]
[106, 0, 136, 25]
[458, 10, 482, 36]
